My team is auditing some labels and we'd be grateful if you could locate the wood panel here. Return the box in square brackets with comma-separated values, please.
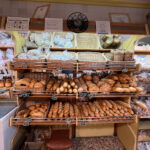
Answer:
[12, 0, 150, 9]
[117, 124, 137, 150]
[76, 124, 114, 137]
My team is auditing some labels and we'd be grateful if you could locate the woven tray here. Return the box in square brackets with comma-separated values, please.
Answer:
[47, 51, 77, 70]
[52, 32, 76, 48]
[78, 52, 106, 62]
[14, 72, 49, 93]
[76, 33, 100, 49]
[15, 99, 50, 121]
[26, 31, 52, 47]
[13, 56, 46, 69]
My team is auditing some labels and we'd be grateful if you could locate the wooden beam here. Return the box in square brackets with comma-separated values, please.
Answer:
[12, 0, 150, 9]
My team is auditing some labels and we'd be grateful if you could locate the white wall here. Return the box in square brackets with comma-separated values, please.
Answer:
[0, 0, 149, 23]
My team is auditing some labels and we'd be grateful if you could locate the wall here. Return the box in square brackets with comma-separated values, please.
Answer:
[0, 0, 149, 23]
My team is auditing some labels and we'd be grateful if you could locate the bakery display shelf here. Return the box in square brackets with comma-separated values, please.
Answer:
[139, 94, 150, 96]
[140, 116, 150, 119]
[134, 50, 150, 55]
[27, 46, 111, 52]
[0, 46, 14, 49]
[10, 60, 138, 72]
[12, 90, 138, 98]
[10, 115, 135, 126]
[26, 46, 150, 54]
[78, 61, 137, 72]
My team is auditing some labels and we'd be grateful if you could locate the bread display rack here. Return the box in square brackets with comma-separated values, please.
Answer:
[8, 31, 144, 150]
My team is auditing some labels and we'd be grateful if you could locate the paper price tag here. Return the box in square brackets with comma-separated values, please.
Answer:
[6, 17, 29, 31]
[45, 18, 63, 32]
[96, 21, 111, 34]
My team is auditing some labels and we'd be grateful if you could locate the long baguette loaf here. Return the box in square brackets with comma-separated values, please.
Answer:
[133, 99, 148, 110]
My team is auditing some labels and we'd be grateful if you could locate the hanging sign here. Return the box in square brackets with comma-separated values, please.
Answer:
[96, 21, 111, 34]
[45, 18, 63, 32]
[6, 17, 29, 31]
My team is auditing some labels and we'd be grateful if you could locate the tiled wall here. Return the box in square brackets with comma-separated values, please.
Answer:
[0, 0, 149, 23]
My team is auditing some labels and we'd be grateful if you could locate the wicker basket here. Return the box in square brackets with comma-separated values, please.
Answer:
[15, 99, 50, 120]
[76, 33, 100, 49]
[78, 52, 106, 70]
[47, 51, 77, 70]
[52, 32, 76, 48]
[13, 56, 46, 69]
[14, 72, 49, 93]
[108, 60, 135, 70]
[26, 31, 52, 48]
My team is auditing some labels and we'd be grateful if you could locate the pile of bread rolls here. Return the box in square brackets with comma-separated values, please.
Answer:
[15, 73, 143, 94]
[15, 78, 46, 91]
[0, 78, 12, 88]
[48, 100, 134, 119]
[16, 103, 48, 118]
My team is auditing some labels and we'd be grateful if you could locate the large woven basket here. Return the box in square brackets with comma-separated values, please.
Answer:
[52, 32, 76, 48]
[76, 33, 100, 49]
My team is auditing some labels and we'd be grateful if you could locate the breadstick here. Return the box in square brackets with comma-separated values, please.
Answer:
[74, 79, 83, 93]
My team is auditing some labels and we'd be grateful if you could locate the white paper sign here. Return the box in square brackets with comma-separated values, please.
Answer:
[45, 18, 63, 32]
[6, 17, 29, 31]
[96, 21, 111, 34]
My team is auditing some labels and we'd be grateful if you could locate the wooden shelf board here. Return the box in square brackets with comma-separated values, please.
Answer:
[139, 94, 150, 97]
[12, 92, 138, 98]
[135, 50, 150, 55]
[0, 46, 14, 49]
[11, 119, 134, 126]
[139, 120, 150, 129]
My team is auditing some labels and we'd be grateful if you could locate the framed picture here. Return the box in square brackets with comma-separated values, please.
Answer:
[32, 4, 50, 19]
[109, 12, 131, 23]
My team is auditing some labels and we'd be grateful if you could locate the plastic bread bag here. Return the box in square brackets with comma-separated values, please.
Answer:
[63, 50, 74, 60]
[134, 55, 150, 69]
[6, 48, 14, 61]
[0, 50, 5, 60]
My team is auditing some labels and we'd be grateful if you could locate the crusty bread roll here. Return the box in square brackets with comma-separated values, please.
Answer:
[34, 82, 43, 88]
[15, 79, 30, 87]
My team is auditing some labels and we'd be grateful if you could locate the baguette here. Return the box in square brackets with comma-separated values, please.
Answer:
[133, 99, 148, 110]
[74, 79, 83, 93]
[115, 101, 131, 109]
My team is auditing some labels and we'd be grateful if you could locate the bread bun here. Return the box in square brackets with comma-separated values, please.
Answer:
[15, 79, 30, 87]
[0, 80, 5, 88]
[28, 105, 35, 111]
[34, 82, 43, 88]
